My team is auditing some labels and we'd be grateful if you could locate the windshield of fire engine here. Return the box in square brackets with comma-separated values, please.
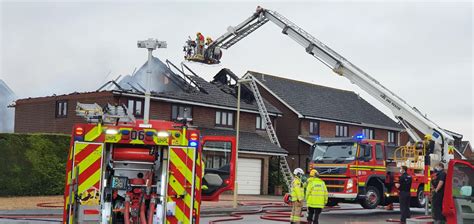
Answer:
[311, 142, 357, 163]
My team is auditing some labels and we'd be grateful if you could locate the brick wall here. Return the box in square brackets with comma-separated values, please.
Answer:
[15, 91, 117, 134]
[15, 92, 269, 135]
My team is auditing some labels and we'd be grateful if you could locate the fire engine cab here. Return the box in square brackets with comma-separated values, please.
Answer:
[309, 136, 428, 209]
[63, 103, 236, 224]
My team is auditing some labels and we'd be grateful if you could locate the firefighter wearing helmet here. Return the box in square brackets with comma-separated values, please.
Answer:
[290, 168, 305, 224]
[196, 32, 205, 56]
[305, 169, 328, 224]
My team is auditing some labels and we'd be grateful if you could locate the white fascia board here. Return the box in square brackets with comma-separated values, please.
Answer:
[302, 115, 403, 131]
[114, 91, 281, 117]
[204, 146, 287, 156]
[298, 136, 314, 146]
[243, 72, 303, 118]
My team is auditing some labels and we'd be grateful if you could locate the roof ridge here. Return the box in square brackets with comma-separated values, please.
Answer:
[247, 70, 355, 94]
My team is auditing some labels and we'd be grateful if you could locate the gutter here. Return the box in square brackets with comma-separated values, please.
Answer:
[114, 91, 282, 117]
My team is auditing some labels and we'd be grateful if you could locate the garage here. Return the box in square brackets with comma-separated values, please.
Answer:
[237, 158, 262, 195]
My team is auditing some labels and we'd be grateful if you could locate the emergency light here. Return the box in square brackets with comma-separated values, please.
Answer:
[355, 134, 365, 140]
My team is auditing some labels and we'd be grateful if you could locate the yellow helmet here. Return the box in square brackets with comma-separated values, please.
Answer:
[309, 169, 318, 177]
[424, 134, 432, 140]
[206, 37, 212, 40]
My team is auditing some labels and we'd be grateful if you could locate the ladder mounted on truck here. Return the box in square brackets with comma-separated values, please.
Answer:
[240, 75, 293, 189]
[76, 102, 136, 125]
[184, 5, 462, 166]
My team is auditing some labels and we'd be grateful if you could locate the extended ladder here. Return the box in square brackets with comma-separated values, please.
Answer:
[245, 75, 293, 189]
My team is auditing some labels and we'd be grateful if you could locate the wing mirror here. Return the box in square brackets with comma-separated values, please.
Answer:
[460, 186, 472, 197]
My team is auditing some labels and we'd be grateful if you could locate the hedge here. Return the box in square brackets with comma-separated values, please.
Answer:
[0, 133, 70, 196]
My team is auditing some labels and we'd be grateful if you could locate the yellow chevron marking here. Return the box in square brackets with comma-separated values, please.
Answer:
[170, 149, 193, 184]
[77, 149, 102, 175]
[85, 126, 101, 141]
[74, 142, 89, 155]
[169, 175, 192, 210]
[78, 168, 101, 194]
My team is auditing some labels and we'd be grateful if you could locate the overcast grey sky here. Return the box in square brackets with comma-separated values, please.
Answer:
[1, 0, 473, 142]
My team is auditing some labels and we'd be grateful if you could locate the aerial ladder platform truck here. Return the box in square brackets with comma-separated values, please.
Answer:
[183, 6, 473, 223]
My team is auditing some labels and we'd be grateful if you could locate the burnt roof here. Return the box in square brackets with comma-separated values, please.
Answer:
[249, 71, 401, 130]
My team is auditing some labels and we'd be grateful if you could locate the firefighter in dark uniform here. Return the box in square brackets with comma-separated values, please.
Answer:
[432, 163, 446, 224]
[395, 165, 412, 224]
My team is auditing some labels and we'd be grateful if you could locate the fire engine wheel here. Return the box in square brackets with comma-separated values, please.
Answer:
[360, 186, 381, 209]
[411, 186, 426, 208]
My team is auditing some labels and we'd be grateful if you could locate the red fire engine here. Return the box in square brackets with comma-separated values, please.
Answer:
[63, 103, 236, 224]
[309, 137, 428, 209]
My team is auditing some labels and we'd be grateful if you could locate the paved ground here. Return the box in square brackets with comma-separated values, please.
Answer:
[0, 195, 430, 223]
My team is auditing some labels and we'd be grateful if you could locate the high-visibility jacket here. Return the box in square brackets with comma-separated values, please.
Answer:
[305, 177, 328, 208]
[290, 177, 304, 202]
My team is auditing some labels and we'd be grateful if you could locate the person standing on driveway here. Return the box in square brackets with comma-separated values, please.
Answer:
[305, 169, 328, 224]
[432, 163, 446, 224]
[290, 168, 305, 224]
[395, 165, 412, 224]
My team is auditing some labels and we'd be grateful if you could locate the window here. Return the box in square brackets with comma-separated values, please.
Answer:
[310, 121, 319, 135]
[359, 143, 373, 160]
[55, 100, 68, 118]
[375, 143, 384, 160]
[203, 141, 232, 169]
[215, 111, 234, 128]
[335, 124, 348, 137]
[171, 104, 192, 121]
[388, 131, 396, 144]
[256, 116, 266, 130]
[127, 99, 144, 118]
[362, 128, 375, 139]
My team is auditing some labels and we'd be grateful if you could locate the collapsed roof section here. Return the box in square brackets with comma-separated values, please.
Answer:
[99, 57, 281, 115]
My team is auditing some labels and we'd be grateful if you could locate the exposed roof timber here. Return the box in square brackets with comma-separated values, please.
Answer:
[114, 91, 282, 117]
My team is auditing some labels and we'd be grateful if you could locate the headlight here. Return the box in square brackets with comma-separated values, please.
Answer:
[346, 179, 353, 189]
[157, 131, 170, 137]
[105, 129, 119, 135]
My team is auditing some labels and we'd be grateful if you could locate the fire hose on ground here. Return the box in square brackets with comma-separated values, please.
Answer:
[207, 202, 431, 224]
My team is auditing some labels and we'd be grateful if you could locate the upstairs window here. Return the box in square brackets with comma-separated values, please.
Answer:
[172, 104, 192, 121]
[55, 100, 68, 118]
[256, 116, 266, 130]
[336, 124, 348, 137]
[215, 111, 234, 128]
[128, 99, 144, 118]
[362, 128, 375, 139]
[388, 131, 397, 145]
[310, 121, 319, 135]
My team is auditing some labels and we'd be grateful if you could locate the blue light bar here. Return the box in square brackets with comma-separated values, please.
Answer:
[121, 130, 130, 135]
[189, 141, 198, 147]
[145, 131, 154, 136]
[355, 134, 365, 140]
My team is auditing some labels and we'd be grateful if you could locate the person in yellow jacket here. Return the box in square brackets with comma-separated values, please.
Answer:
[290, 168, 305, 224]
[305, 169, 328, 224]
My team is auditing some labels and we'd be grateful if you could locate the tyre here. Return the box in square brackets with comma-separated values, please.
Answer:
[411, 186, 426, 208]
[360, 186, 381, 209]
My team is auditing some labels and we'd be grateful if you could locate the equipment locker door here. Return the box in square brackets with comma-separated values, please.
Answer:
[64, 142, 104, 224]
[166, 146, 197, 224]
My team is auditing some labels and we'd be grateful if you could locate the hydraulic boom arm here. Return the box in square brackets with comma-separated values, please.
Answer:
[187, 6, 459, 164]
